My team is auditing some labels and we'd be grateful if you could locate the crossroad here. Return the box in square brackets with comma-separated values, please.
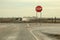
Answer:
[0, 23, 60, 40]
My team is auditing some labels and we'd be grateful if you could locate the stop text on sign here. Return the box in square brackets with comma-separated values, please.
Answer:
[35, 6, 42, 12]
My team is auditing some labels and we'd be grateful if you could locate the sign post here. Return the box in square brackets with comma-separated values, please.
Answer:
[35, 5, 43, 25]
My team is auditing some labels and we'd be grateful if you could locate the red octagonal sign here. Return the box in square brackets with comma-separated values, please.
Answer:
[35, 6, 42, 12]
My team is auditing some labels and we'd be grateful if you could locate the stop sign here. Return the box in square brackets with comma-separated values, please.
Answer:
[35, 6, 42, 12]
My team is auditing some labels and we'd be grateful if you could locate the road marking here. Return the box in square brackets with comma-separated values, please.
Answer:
[4, 32, 19, 40]
[26, 24, 39, 40]
[26, 24, 30, 27]
[25, 24, 31, 28]
[30, 30, 39, 40]
[35, 31, 52, 40]
[3, 29, 19, 40]
[30, 30, 52, 40]
[6, 36, 17, 40]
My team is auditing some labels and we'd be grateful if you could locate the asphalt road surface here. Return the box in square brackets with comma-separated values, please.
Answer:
[0, 23, 36, 40]
[0, 23, 60, 40]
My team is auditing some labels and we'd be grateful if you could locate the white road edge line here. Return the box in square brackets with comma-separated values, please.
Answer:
[26, 24, 30, 27]
[37, 32, 53, 40]
[26, 24, 39, 40]
[30, 30, 39, 40]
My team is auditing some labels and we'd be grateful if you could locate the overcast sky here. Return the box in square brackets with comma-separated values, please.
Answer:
[0, 0, 60, 18]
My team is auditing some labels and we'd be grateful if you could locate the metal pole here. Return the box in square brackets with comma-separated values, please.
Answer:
[40, 12, 42, 25]
[36, 12, 37, 23]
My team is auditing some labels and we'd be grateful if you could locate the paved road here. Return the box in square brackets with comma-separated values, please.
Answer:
[28, 23, 60, 40]
[0, 23, 60, 40]
[0, 23, 36, 40]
